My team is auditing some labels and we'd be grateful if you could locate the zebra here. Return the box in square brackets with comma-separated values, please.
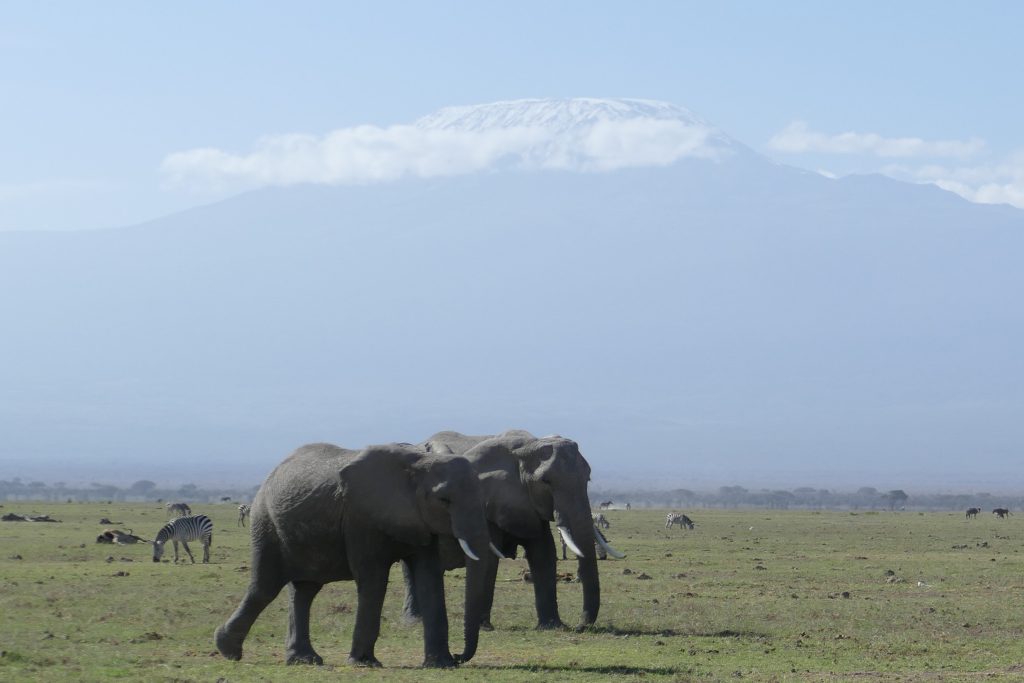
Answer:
[966, 507, 981, 519]
[992, 508, 1011, 518]
[598, 500, 613, 510]
[152, 514, 214, 564]
[666, 512, 695, 530]
[592, 512, 610, 529]
[237, 503, 251, 527]
[166, 502, 192, 519]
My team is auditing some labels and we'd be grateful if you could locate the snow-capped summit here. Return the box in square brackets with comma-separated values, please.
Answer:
[416, 97, 713, 133]
[412, 97, 741, 172]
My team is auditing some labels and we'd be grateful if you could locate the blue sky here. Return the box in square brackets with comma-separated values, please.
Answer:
[2, 2, 1022, 231]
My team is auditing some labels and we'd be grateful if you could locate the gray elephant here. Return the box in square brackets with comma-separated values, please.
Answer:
[214, 442, 496, 668]
[403, 430, 621, 658]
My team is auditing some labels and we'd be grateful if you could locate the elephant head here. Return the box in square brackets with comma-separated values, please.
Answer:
[338, 446, 492, 563]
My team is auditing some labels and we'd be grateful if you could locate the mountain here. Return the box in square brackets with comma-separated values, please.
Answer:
[2, 99, 1023, 490]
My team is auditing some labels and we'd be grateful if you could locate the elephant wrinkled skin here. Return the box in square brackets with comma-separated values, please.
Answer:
[215, 443, 492, 668]
[404, 430, 610, 658]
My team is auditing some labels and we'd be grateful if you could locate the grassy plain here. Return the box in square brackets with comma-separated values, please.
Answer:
[1, 503, 1022, 682]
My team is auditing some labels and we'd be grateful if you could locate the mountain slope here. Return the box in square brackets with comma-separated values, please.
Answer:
[2, 102, 1022, 488]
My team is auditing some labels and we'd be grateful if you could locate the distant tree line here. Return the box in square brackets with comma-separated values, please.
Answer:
[590, 485, 1023, 512]
[3, 477, 1020, 512]
[0, 478, 258, 503]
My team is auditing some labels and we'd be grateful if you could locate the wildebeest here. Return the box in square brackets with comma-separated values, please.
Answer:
[966, 507, 981, 519]
[992, 508, 1011, 518]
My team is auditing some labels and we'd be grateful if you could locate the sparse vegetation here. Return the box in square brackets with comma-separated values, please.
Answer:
[1, 504, 1023, 681]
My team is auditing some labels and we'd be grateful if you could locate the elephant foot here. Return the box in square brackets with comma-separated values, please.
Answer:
[535, 618, 566, 631]
[215, 625, 244, 661]
[347, 654, 382, 668]
[423, 652, 458, 668]
[286, 648, 324, 666]
[480, 619, 494, 632]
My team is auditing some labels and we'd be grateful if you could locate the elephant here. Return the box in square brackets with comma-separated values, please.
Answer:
[402, 430, 621, 658]
[214, 442, 497, 668]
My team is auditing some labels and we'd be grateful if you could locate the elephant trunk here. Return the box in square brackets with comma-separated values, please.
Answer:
[553, 499, 601, 627]
[456, 541, 494, 663]
[577, 549, 600, 626]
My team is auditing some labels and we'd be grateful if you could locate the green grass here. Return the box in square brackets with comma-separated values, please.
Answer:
[1, 503, 1023, 681]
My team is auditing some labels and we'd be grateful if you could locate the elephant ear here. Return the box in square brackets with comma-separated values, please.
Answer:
[518, 442, 556, 522]
[338, 446, 433, 547]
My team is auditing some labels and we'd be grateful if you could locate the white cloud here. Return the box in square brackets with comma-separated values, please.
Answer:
[898, 152, 1024, 209]
[768, 121, 984, 159]
[161, 118, 722, 191]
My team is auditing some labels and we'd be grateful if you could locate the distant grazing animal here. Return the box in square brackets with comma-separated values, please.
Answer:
[221, 496, 232, 502]
[237, 503, 251, 527]
[562, 523, 623, 561]
[992, 508, 1011, 518]
[592, 513, 610, 529]
[625, 502, 631, 511]
[666, 513, 695, 530]
[166, 502, 192, 519]
[598, 500, 613, 510]
[966, 507, 981, 519]
[153, 514, 213, 563]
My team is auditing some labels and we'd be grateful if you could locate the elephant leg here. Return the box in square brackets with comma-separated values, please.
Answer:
[400, 559, 422, 623]
[524, 533, 564, 629]
[286, 580, 324, 665]
[215, 565, 287, 661]
[408, 547, 456, 668]
[348, 563, 389, 667]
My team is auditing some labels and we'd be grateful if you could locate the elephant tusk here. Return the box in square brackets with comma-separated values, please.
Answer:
[458, 537, 480, 561]
[557, 526, 586, 558]
[595, 532, 625, 559]
[489, 542, 506, 559]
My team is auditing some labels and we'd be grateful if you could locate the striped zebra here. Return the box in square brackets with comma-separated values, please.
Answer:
[165, 502, 192, 519]
[237, 503, 251, 527]
[666, 512, 695, 530]
[152, 514, 214, 564]
[592, 512, 610, 529]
